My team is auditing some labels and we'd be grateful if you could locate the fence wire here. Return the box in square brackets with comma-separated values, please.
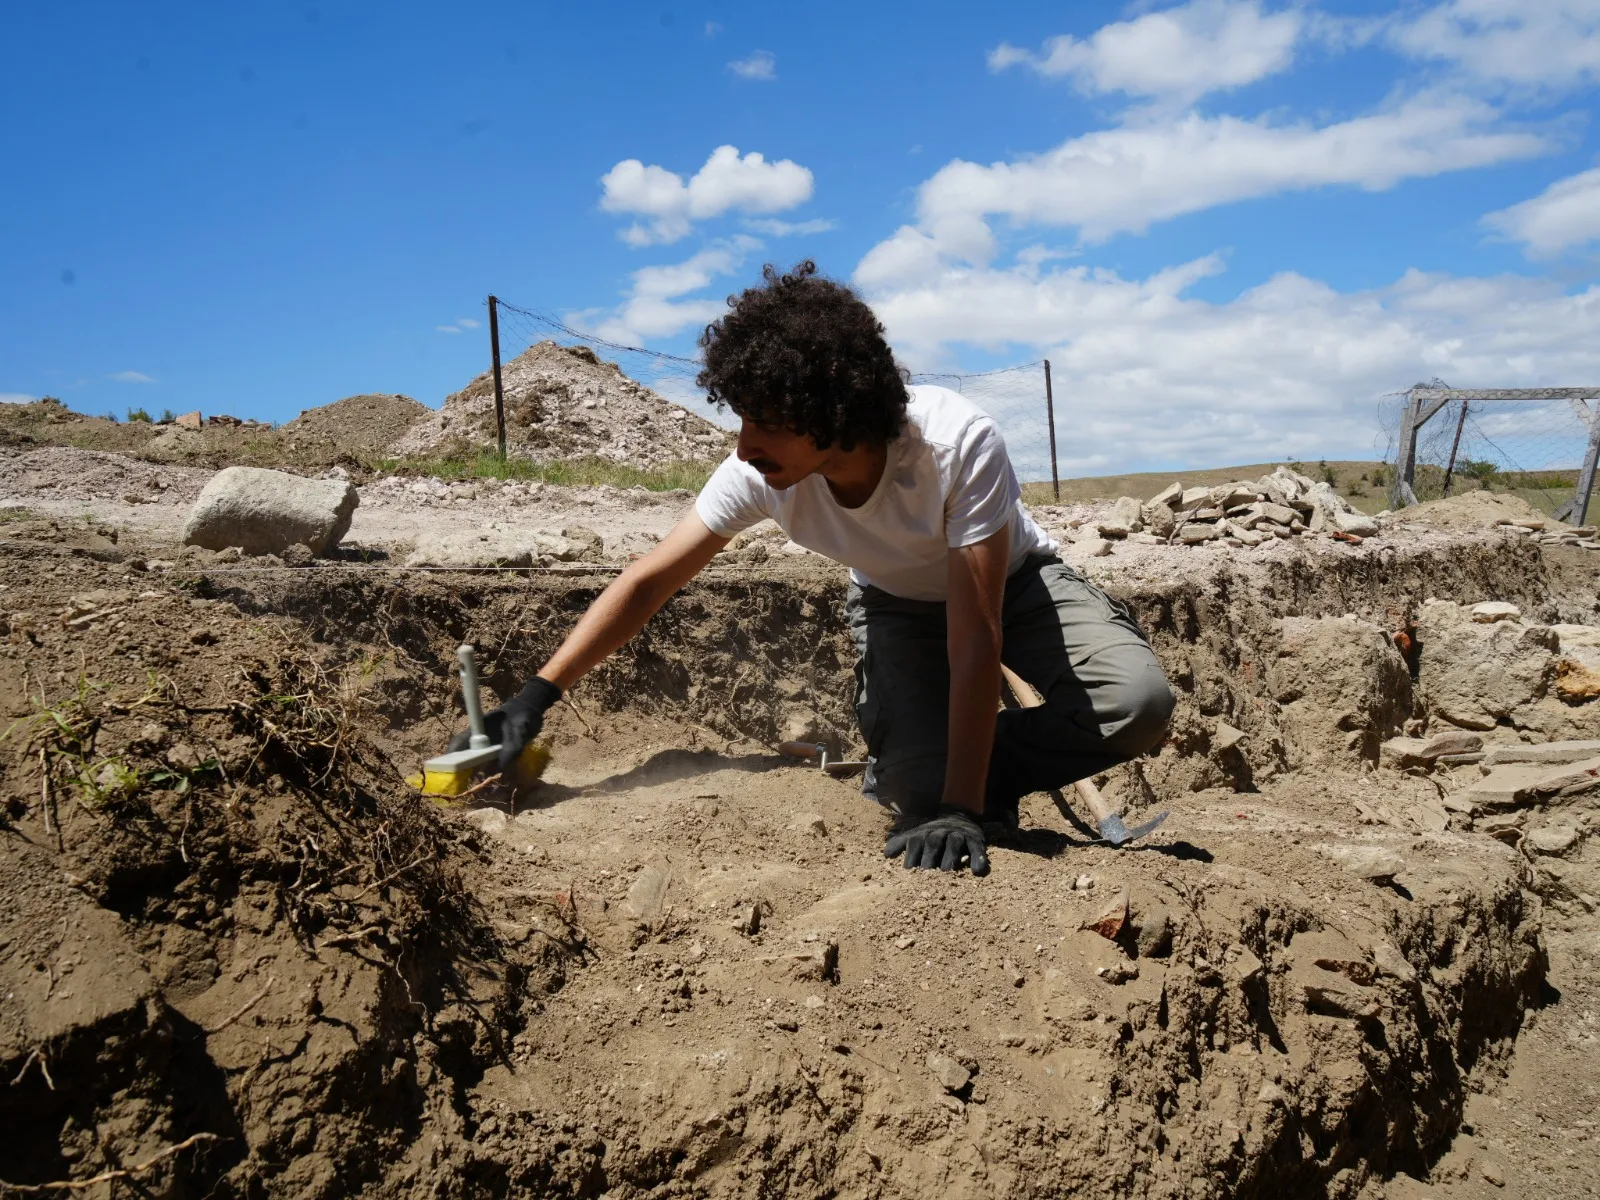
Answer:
[1380, 388, 1596, 515]
[491, 299, 1057, 483]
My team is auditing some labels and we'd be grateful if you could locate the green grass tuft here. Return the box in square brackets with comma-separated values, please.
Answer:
[378, 450, 716, 492]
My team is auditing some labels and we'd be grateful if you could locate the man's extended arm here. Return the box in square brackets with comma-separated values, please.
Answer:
[941, 525, 1010, 814]
[537, 510, 729, 689]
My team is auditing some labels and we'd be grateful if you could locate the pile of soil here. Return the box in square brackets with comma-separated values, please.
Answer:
[391, 341, 733, 467]
[1403, 490, 1554, 531]
[281, 393, 431, 456]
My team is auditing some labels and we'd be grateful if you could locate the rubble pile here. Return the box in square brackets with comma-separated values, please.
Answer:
[1493, 517, 1600, 550]
[1083, 464, 1379, 554]
[390, 341, 733, 467]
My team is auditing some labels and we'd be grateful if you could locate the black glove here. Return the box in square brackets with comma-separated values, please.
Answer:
[448, 677, 561, 774]
[884, 808, 990, 875]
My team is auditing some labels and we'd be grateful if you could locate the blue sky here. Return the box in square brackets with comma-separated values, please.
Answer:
[2, 0, 1598, 474]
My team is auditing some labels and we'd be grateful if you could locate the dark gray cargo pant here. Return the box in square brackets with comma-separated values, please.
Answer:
[845, 554, 1175, 817]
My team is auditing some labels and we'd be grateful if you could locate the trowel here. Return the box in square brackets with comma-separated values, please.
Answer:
[779, 740, 869, 778]
[409, 644, 550, 799]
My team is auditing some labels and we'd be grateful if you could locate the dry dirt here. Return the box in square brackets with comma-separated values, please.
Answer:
[2, 452, 1599, 1198]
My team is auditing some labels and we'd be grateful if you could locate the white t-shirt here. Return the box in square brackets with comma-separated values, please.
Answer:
[695, 384, 1057, 602]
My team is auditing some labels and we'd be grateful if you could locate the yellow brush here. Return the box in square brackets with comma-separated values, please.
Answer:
[406, 644, 551, 800]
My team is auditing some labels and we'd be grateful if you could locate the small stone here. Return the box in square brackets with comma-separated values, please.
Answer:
[1213, 722, 1246, 751]
[625, 863, 672, 921]
[734, 902, 762, 935]
[792, 812, 828, 838]
[1320, 844, 1405, 882]
[1256, 1081, 1288, 1106]
[1002, 958, 1025, 988]
[1481, 1164, 1505, 1188]
[1524, 825, 1579, 856]
[281, 542, 315, 567]
[894, 935, 916, 950]
[1072, 874, 1094, 891]
[803, 994, 825, 1009]
[1079, 536, 1113, 557]
[926, 1051, 971, 1094]
[1225, 944, 1263, 983]
[463, 807, 508, 837]
[1419, 730, 1483, 758]
[1470, 601, 1522, 623]
[1178, 523, 1219, 544]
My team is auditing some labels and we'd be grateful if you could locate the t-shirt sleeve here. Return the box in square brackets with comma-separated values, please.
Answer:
[695, 453, 774, 538]
[944, 416, 1021, 548]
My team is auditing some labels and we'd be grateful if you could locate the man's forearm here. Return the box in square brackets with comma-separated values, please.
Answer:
[537, 566, 673, 691]
[942, 648, 1001, 813]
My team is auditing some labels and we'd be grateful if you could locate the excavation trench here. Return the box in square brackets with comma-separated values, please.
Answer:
[1, 529, 1591, 1198]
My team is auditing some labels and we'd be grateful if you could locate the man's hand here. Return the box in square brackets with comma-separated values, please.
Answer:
[448, 677, 560, 774]
[884, 808, 990, 875]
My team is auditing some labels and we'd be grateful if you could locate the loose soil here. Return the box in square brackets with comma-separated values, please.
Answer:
[2, 468, 1598, 1197]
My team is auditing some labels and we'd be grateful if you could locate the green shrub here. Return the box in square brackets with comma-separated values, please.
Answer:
[127, 407, 152, 423]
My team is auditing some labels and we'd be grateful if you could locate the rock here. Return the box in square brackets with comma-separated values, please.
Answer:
[1177, 487, 1212, 511]
[175, 410, 203, 430]
[562, 525, 604, 563]
[734, 902, 763, 935]
[1225, 944, 1263, 983]
[1148, 482, 1183, 508]
[1420, 730, 1483, 758]
[1270, 616, 1412, 767]
[1471, 601, 1522, 623]
[1320, 844, 1405, 882]
[1210, 484, 1260, 509]
[1415, 600, 1557, 730]
[1096, 521, 1133, 539]
[405, 531, 536, 569]
[1555, 657, 1600, 701]
[1524, 825, 1580, 856]
[462, 807, 508, 837]
[183, 466, 358, 556]
[1483, 740, 1600, 766]
[1079, 536, 1113, 557]
[1108, 495, 1143, 530]
[1380, 736, 1432, 769]
[1178, 523, 1219, 544]
[1302, 981, 1381, 1020]
[1457, 764, 1549, 812]
[281, 542, 315, 567]
[789, 941, 839, 982]
[791, 813, 829, 838]
[926, 1051, 971, 1094]
[1002, 958, 1025, 988]
[1141, 503, 1177, 538]
[1214, 722, 1246, 752]
[1334, 510, 1379, 537]
[625, 863, 672, 921]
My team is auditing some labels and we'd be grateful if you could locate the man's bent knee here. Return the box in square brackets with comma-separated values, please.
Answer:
[1099, 659, 1177, 762]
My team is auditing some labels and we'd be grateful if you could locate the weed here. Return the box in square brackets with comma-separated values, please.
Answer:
[1318, 459, 1338, 486]
[159, 408, 175, 423]
[127, 407, 152, 423]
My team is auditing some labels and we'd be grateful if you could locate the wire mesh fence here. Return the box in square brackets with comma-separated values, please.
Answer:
[488, 298, 1061, 486]
[1381, 385, 1599, 517]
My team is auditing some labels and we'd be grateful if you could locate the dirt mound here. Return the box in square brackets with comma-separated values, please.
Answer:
[282, 393, 431, 455]
[391, 341, 733, 466]
[1405, 490, 1553, 531]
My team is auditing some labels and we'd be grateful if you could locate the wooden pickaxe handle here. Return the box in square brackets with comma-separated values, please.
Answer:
[998, 664, 1116, 821]
[778, 741, 825, 760]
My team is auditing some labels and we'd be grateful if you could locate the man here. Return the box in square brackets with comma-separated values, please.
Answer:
[465, 262, 1175, 876]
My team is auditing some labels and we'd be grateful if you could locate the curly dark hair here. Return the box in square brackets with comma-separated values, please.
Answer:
[696, 261, 908, 450]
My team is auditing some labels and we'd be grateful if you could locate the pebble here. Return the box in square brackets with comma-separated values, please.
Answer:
[926, 1051, 971, 1093]
[894, 936, 916, 950]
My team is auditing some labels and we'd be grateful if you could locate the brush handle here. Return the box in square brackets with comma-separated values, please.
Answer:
[458, 644, 490, 750]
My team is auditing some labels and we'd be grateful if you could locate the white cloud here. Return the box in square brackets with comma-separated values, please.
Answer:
[600, 144, 814, 245]
[458, 317, 480, 329]
[727, 50, 776, 81]
[1484, 166, 1600, 256]
[743, 217, 837, 237]
[0, 392, 37, 405]
[579, 238, 757, 346]
[990, 0, 1302, 104]
[856, 93, 1550, 281]
[1391, 0, 1600, 92]
[705, 20, 722, 37]
[437, 324, 462, 334]
[862, 253, 1600, 475]
[110, 370, 155, 383]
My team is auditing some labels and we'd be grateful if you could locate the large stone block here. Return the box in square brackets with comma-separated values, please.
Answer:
[182, 466, 357, 555]
[1269, 616, 1412, 767]
[1414, 600, 1557, 731]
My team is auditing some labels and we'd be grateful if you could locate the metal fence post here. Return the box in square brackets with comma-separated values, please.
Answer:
[487, 294, 507, 459]
[1043, 360, 1060, 502]
[1569, 401, 1600, 526]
